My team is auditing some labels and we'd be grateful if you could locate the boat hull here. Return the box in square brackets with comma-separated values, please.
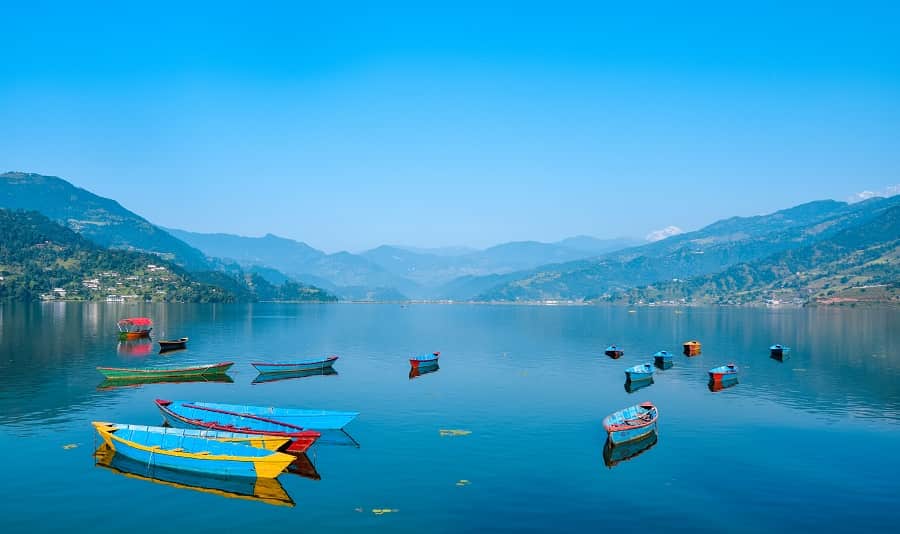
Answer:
[608, 420, 657, 445]
[173, 400, 358, 431]
[252, 356, 338, 374]
[97, 362, 233, 380]
[93, 423, 294, 478]
[158, 338, 188, 350]
[605, 350, 624, 359]
[410, 358, 439, 369]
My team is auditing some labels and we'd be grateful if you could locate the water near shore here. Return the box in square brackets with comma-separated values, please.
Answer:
[1, 303, 898, 532]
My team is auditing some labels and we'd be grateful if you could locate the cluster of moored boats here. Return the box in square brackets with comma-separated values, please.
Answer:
[96, 317, 443, 486]
[600, 340, 792, 466]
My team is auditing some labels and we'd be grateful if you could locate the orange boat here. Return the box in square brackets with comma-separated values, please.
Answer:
[118, 317, 153, 339]
[682, 340, 701, 356]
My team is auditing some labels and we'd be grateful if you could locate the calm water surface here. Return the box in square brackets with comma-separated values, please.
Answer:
[1, 303, 898, 532]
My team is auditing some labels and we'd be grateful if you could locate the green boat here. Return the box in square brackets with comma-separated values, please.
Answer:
[96, 362, 234, 380]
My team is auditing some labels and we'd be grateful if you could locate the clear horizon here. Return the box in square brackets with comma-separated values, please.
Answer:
[2, 2, 898, 252]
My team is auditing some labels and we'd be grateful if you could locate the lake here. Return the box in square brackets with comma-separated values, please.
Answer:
[1, 303, 898, 532]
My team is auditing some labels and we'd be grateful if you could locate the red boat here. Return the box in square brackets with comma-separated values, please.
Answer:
[118, 317, 153, 339]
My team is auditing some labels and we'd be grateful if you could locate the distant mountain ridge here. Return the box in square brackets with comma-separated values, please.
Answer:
[168, 229, 640, 298]
[0, 172, 209, 270]
[475, 196, 900, 304]
[605, 203, 900, 306]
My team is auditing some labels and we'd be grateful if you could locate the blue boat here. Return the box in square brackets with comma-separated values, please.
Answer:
[708, 363, 738, 382]
[624, 363, 654, 381]
[105, 423, 291, 451]
[653, 351, 674, 369]
[251, 355, 339, 375]
[410, 352, 440, 368]
[92, 422, 295, 479]
[770, 344, 791, 360]
[605, 345, 624, 358]
[157, 399, 359, 432]
[602, 402, 658, 445]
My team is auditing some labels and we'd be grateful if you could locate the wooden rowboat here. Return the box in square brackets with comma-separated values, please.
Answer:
[155, 400, 324, 453]
[97, 362, 233, 380]
[157, 399, 358, 432]
[605, 345, 624, 358]
[410, 352, 440, 368]
[251, 355, 338, 374]
[624, 363, 654, 381]
[683, 340, 702, 356]
[94, 445, 295, 507]
[117, 317, 153, 339]
[92, 422, 295, 478]
[103, 423, 291, 451]
[602, 402, 658, 445]
[770, 344, 791, 360]
[708, 363, 738, 382]
[653, 350, 674, 369]
[158, 337, 189, 351]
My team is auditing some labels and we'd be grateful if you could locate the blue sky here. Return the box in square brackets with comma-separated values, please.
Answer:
[2, 1, 898, 252]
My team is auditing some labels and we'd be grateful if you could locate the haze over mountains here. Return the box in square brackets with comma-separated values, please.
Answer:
[1, 171, 897, 305]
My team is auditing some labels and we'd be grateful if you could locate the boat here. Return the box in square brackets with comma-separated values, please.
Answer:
[155, 400, 328, 452]
[708, 363, 738, 382]
[603, 430, 658, 468]
[97, 362, 234, 380]
[624, 377, 654, 393]
[102, 423, 291, 451]
[158, 337, 189, 351]
[92, 422, 295, 478]
[117, 317, 153, 339]
[653, 350, 673, 369]
[251, 355, 339, 374]
[605, 345, 624, 358]
[252, 367, 338, 385]
[98, 374, 234, 390]
[624, 363, 654, 381]
[683, 340, 702, 356]
[410, 352, 440, 368]
[157, 400, 359, 431]
[770, 344, 791, 360]
[117, 339, 154, 357]
[602, 402, 659, 445]
[409, 363, 440, 380]
[94, 445, 295, 507]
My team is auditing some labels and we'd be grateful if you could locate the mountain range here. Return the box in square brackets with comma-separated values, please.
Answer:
[1, 171, 897, 306]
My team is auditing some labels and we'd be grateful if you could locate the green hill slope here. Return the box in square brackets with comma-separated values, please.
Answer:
[0, 172, 209, 270]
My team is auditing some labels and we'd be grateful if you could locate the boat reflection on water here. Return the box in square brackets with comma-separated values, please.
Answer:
[315, 429, 361, 448]
[603, 430, 659, 468]
[409, 362, 440, 380]
[287, 453, 321, 480]
[252, 367, 338, 385]
[624, 377, 654, 393]
[709, 376, 739, 392]
[116, 339, 154, 357]
[93, 445, 294, 507]
[97, 374, 234, 391]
